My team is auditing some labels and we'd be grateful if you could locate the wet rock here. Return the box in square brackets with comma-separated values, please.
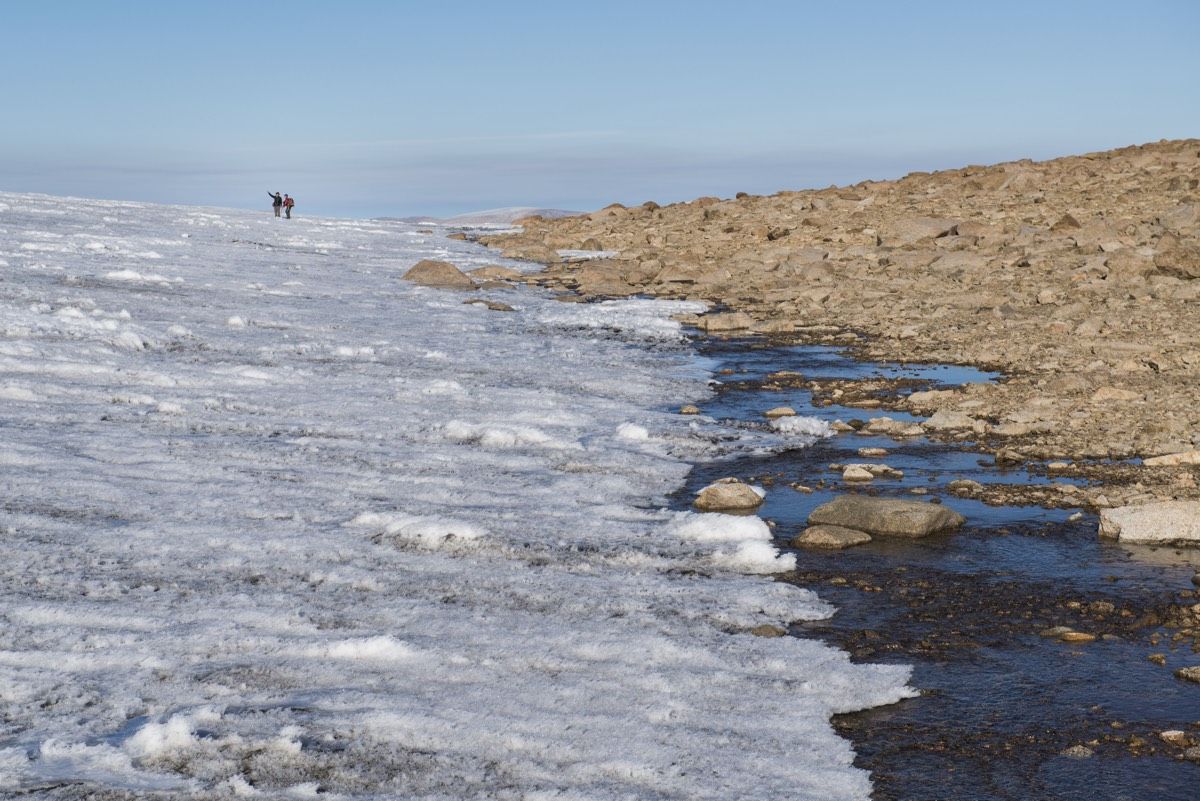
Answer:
[402, 259, 476, 289]
[807, 496, 966, 538]
[679, 404, 701, 415]
[1059, 631, 1097, 643]
[1148, 653, 1167, 665]
[763, 406, 796, 418]
[749, 624, 787, 638]
[1060, 745, 1094, 759]
[1040, 626, 1074, 638]
[1160, 730, 1191, 747]
[842, 465, 875, 482]
[792, 524, 872, 550]
[693, 478, 764, 512]
[857, 447, 888, 457]
[1174, 666, 1200, 683]
[1099, 501, 1200, 544]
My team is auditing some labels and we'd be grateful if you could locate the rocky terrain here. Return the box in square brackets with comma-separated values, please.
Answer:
[478, 139, 1200, 514]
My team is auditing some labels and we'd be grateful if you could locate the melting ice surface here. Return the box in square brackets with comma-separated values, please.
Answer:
[0, 193, 913, 799]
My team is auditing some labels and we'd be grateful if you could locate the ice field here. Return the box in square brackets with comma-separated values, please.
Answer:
[0, 193, 913, 799]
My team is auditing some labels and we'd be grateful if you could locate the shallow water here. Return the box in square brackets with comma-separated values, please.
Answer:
[676, 337, 1200, 800]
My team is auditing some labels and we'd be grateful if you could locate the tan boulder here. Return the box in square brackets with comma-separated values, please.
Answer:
[1144, 450, 1200, 467]
[693, 478, 764, 512]
[402, 259, 476, 289]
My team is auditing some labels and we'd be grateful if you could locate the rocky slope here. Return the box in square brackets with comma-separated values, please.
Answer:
[481, 139, 1200, 509]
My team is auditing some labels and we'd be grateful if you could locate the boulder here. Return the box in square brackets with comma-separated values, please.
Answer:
[807, 496, 966, 538]
[1154, 234, 1200, 279]
[701, 312, 756, 333]
[403, 259, 476, 289]
[791, 524, 872, 549]
[1098, 501, 1200, 545]
[763, 406, 796, 418]
[694, 478, 764, 512]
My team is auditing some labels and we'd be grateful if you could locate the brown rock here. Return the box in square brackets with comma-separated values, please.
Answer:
[402, 259, 476, 289]
[694, 478, 764, 512]
[791, 524, 872, 549]
[807, 496, 965, 538]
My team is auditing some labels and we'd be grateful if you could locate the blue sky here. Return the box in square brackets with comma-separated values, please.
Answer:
[1, 1, 1197, 217]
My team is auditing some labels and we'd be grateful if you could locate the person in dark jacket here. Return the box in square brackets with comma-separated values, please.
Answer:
[269, 191, 283, 217]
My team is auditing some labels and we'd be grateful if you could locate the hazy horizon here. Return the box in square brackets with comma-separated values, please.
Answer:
[2, 1, 1197, 218]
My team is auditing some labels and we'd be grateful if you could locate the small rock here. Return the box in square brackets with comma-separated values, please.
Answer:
[1060, 745, 1094, 759]
[1185, 746, 1200, 762]
[857, 447, 888, 457]
[680, 404, 701, 415]
[749, 624, 787, 638]
[1160, 730, 1190, 747]
[842, 465, 875, 482]
[763, 406, 796, 418]
[463, 299, 515, 312]
[948, 479, 984, 495]
[1059, 631, 1097, 643]
[1040, 626, 1074, 638]
[694, 478, 764, 512]
[1148, 653, 1167, 666]
[791, 525, 872, 550]
[1192, 573, 1200, 587]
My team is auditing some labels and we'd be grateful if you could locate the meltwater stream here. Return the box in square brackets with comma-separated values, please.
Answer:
[676, 338, 1200, 800]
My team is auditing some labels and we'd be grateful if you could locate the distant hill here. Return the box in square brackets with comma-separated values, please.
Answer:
[384, 207, 582, 227]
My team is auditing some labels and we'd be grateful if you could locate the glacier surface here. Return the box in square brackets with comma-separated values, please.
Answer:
[0, 193, 913, 799]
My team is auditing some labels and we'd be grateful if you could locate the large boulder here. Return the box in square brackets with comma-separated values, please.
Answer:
[403, 259, 476, 289]
[694, 478, 764, 512]
[807, 496, 965, 538]
[1099, 501, 1200, 545]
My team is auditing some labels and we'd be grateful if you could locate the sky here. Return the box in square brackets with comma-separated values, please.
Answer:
[1, 0, 1197, 218]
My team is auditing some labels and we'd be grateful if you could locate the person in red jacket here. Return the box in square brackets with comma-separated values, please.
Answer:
[283, 194, 295, 219]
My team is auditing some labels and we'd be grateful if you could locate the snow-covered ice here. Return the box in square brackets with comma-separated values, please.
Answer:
[0, 192, 913, 799]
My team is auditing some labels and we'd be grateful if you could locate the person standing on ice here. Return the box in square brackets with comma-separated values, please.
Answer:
[283, 194, 294, 219]
[269, 191, 283, 217]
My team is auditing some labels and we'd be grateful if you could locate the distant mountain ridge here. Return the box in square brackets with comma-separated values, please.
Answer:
[383, 207, 582, 227]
